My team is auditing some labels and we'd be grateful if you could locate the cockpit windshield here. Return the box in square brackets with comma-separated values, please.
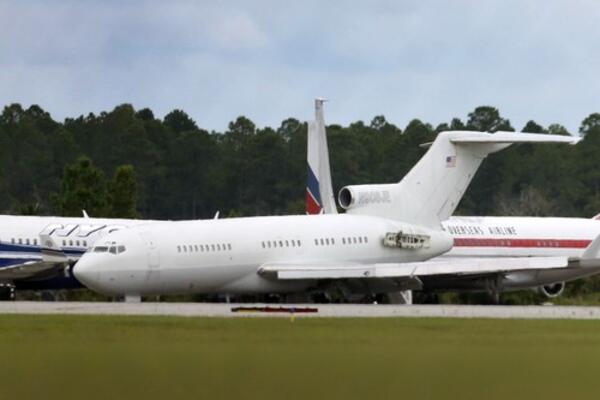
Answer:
[93, 244, 126, 254]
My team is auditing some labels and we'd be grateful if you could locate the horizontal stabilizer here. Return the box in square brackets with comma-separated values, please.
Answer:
[450, 131, 580, 145]
[259, 256, 570, 280]
[579, 233, 600, 268]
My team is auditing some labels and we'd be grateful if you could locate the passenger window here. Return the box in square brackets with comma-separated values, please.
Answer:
[314, 239, 318, 246]
[291, 240, 296, 247]
[217, 244, 221, 251]
[342, 238, 346, 244]
[62, 240, 66, 246]
[69, 240, 73, 246]
[34, 239, 38, 246]
[298, 240, 302, 247]
[109, 246, 117, 254]
[11, 238, 14, 244]
[279, 240, 283, 247]
[177, 245, 181, 253]
[331, 238, 335, 245]
[83, 241, 87, 247]
[211, 244, 215, 251]
[358, 237, 363, 244]
[228, 244, 232, 250]
[18, 239, 22, 245]
[364, 237, 368, 243]
[285, 240, 289, 247]
[320, 239, 324, 245]
[353, 237, 357, 244]
[325, 238, 330, 245]
[26, 239, 30, 245]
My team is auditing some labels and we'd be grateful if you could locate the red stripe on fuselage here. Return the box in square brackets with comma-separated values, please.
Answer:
[453, 238, 591, 248]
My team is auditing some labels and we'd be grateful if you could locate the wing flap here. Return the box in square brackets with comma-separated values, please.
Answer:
[260, 256, 570, 280]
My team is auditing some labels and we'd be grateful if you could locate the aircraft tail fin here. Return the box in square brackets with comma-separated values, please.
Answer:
[344, 131, 579, 228]
[592, 213, 600, 220]
[307, 98, 337, 215]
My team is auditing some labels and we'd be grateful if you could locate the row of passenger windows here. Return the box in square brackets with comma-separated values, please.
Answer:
[315, 236, 368, 246]
[177, 243, 232, 253]
[262, 239, 302, 249]
[10, 238, 38, 246]
[9, 237, 89, 248]
[62, 239, 88, 248]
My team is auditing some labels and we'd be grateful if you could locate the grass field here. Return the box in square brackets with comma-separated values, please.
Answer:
[2, 315, 600, 399]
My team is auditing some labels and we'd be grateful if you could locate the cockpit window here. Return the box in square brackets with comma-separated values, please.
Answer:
[93, 245, 126, 254]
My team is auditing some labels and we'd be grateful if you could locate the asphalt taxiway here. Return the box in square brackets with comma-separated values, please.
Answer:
[3, 301, 600, 319]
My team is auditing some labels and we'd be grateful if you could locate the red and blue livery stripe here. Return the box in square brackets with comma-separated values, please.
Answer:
[306, 166, 322, 214]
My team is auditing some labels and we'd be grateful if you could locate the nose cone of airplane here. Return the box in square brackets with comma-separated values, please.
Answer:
[72, 253, 103, 293]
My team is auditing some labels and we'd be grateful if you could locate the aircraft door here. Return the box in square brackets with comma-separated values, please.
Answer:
[139, 232, 160, 269]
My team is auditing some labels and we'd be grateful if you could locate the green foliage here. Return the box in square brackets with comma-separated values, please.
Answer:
[3, 102, 598, 221]
[108, 165, 138, 218]
[53, 157, 108, 217]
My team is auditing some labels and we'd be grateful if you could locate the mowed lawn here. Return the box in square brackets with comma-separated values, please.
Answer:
[1, 315, 599, 399]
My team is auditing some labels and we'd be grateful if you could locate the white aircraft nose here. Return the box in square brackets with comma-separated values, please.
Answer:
[72, 255, 102, 291]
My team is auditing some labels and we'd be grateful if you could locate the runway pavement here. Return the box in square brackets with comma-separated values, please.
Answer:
[3, 301, 600, 319]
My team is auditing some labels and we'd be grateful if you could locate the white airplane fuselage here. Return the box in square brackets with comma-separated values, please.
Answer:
[74, 214, 600, 297]
[74, 214, 453, 296]
[443, 216, 600, 258]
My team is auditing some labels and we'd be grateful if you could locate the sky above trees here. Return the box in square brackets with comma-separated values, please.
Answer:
[2, 1, 600, 133]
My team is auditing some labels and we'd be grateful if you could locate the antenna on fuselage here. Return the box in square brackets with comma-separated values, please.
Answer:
[82, 210, 90, 219]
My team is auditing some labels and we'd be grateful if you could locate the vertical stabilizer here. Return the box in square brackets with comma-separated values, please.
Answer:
[307, 98, 337, 214]
[342, 131, 579, 228]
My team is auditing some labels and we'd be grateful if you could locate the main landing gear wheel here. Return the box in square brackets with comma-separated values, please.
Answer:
[0, 283, 15, 301]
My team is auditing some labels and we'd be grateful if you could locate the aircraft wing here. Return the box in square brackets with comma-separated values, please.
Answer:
[0, 234, 70, 281]
[0, 260, 59, 280]
[259, 256, 570, 280]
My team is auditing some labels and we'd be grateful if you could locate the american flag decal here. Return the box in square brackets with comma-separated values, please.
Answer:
[446, 155, 456, 167]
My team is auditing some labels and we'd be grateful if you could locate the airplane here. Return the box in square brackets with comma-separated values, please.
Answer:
[306, 99, 600, 302]
[0, 213, 157, 300]
[72, 109, 587, 302]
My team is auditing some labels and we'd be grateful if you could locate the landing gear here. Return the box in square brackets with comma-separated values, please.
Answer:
[0, 283, 15, 301]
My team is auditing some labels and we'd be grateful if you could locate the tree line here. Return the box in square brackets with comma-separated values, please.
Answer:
[2, 103, 600, 221]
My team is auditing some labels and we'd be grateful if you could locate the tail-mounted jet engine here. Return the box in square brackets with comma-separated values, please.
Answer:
[338, 184, 395, 211]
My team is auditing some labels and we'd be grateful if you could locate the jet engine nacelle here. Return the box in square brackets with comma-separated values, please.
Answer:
[537, 282, 565, 298]
[338, 184, 396, 211]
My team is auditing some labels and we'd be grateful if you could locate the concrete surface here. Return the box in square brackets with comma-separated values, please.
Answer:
[3, 301, 600, 319]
